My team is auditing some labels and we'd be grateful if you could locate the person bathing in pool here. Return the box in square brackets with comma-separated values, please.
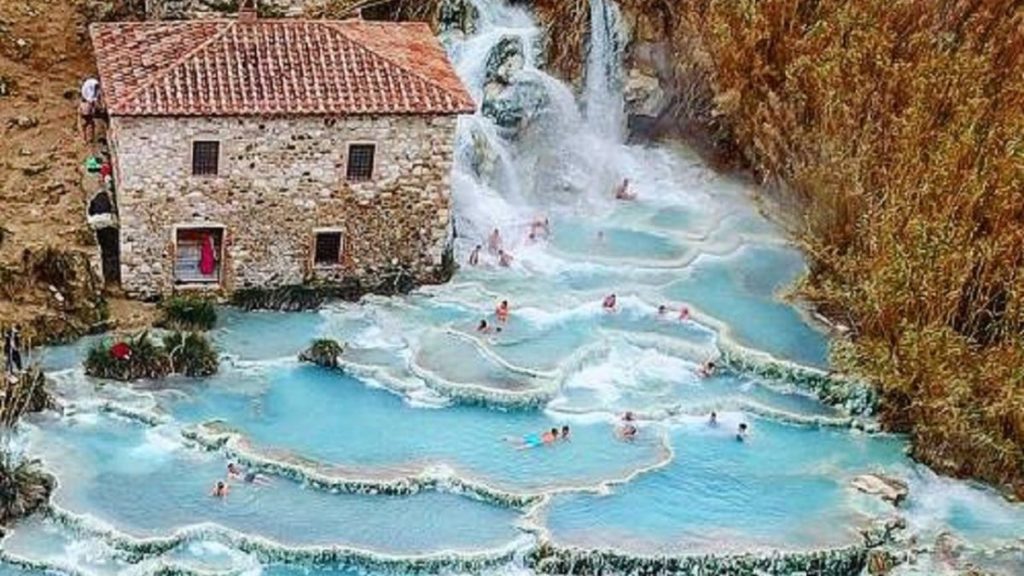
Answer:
[211, 480, 230, 498]
[616, 411, 639, 441]
[227, 463, 272, 486]
[495, 300, 510, 323]
[505, 427, 559, 450]
[602, 293, 617, 311]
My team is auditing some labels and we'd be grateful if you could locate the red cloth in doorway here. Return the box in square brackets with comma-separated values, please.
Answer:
[199, 235, 216, 276]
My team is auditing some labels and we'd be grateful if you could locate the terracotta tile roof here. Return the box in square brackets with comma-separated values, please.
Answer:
[89, 19, 476, 117]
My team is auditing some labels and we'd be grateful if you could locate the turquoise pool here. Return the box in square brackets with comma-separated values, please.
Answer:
[4, 0, 1021, 574]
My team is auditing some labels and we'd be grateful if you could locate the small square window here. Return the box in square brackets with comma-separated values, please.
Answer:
[346, 144, 375, 182]
[314, 232, 343, 265]
[192, 141, 220, 176]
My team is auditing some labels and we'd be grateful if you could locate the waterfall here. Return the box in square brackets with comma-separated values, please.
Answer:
[584, 0, 626, 142]
[447, 0, 631, 249]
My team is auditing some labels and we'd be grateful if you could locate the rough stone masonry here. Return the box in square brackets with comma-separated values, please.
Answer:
[110, 114, 457, 298]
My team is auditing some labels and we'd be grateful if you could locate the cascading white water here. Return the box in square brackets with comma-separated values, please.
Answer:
[449, 0, 634, 251]
[584, 0, 627, 142]
[8, 2, 1024, 575]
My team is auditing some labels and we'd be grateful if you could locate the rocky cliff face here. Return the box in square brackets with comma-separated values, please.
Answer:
[527, 0, 732, 157]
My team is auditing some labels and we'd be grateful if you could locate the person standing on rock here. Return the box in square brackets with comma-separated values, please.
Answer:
[3, 325, 23, 375]
[488, 228, 503, 254]
[79, 77, 102, 144]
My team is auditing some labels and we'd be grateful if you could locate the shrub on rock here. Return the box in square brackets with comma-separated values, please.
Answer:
[159, 295, 217, 331]
[85, 332, 170, 381]
[0, 455, 53, 525]
[299, 338, 344, 369]
[163, 332, 219, 378]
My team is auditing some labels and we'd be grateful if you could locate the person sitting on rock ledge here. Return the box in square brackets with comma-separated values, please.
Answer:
[227, 463, 271, 486]
[614, 178, 637, 201]
[697, 359, 716, 378]
[602, 293, 617, 311]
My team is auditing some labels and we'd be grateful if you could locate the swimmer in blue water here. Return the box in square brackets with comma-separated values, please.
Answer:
[211, 480, 229, 498]
[708, 411, 718, 427]
[227, 463, 272, 486]
[736, 422, 749, 442]
[616, 411, 638, 441]
[505, 428, 559, 450]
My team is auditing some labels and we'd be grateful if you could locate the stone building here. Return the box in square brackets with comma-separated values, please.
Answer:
[90, 4, 474, 298]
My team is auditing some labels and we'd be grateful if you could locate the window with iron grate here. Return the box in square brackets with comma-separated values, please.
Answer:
[192, 141, 220, 176]
[314, 232, 343, 266]
[346, 144, 375, 182]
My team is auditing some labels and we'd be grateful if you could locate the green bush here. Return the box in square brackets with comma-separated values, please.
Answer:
[299, 338, 344, 369]
[163, 332, 220, 378]
[159, 296, 217, 331]
[0, 454, 53, 524]
[84, 332, 170, 381]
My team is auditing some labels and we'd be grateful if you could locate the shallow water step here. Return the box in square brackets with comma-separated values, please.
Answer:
[170, 363, 668, 494]
[25, 414, 523, 555]
[541, 417, 912, 555]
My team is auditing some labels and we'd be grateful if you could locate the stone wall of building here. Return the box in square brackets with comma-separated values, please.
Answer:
[109, 114, 457, 298]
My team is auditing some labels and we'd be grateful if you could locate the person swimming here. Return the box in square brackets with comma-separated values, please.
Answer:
[496, 300, 510, 323]
[477, 319, 492, 334]
[211, 480, 229, 498]
[736, 422, 749, 442]
[679, 305, 691, 322]
[506, 427, 559, 450]
[602, 293, 617, 311]
[469, 244, 482, 266]
[488, 228, 503, 253]
[708, 411, 718, 427]
[658, 304, 668, 317]
[498, 249, 513, 267]
[561, 425, 571, 441]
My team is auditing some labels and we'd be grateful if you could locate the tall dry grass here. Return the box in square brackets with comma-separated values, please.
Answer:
[669, 0, 1024, 495]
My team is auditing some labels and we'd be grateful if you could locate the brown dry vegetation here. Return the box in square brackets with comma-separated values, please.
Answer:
[533, 0, 1024, 496]
[673, 0, 1024, 498]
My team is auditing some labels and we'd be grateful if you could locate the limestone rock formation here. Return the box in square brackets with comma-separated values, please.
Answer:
[851, 473, 909, 506]
[480, 36, 548, 134]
